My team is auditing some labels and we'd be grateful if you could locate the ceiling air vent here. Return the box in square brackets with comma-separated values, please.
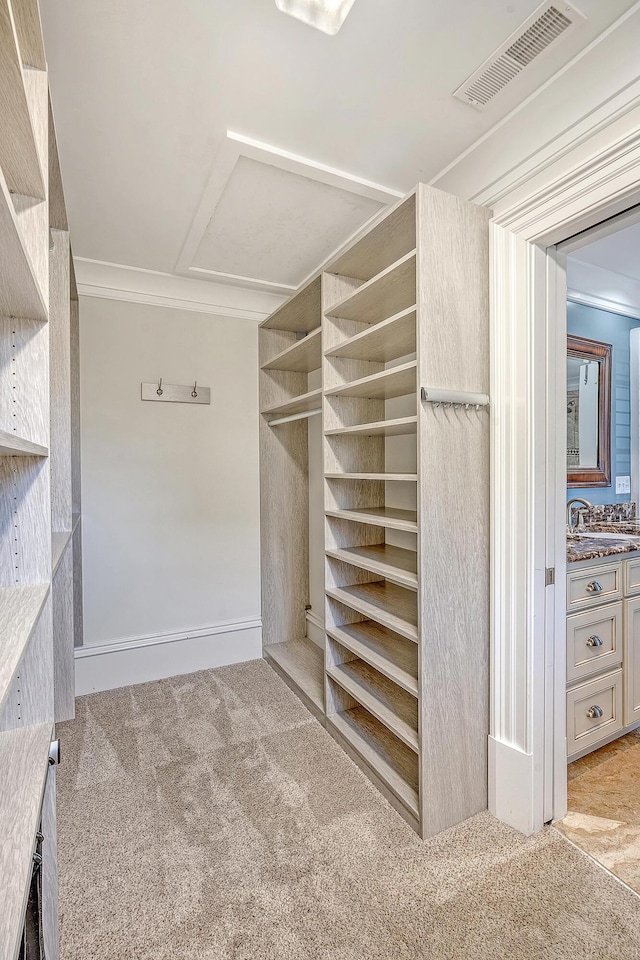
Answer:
[454, 2, 586, 110]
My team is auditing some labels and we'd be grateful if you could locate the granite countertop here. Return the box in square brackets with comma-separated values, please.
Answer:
[567, 523, 640, 563]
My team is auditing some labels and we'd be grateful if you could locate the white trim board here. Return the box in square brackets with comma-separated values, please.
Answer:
[74, 257, 284, 321]
[74, 617, 262, 695]
[175, 130, 403, 295]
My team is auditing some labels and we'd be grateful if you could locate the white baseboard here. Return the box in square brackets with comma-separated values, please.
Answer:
[305, 611, 325, 649]
[74, 617, 262, 696]
[488, 736, 541, 836]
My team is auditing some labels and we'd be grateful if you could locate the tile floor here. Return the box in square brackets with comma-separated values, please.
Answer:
[556, 729, 640, 893]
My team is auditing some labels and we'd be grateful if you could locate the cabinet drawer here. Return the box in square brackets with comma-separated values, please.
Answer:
[566, 602, 623, 683]
[625, 557, 640, 597]
[567, 670, 623, 758]
[566, 562, 622, 612]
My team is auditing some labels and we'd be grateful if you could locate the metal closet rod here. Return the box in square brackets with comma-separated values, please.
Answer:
[420, 387, 490, 409]
[268, 408, 322, 427]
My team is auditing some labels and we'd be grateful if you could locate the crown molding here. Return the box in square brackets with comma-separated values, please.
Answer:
[74, 257, 285, 321]
[567, 257, 640, 321]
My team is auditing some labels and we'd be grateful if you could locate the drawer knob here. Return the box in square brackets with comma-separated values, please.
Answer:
[586, 705, 604, 720]
[586, 581, 603, 593]
[586, 635, 603, 647]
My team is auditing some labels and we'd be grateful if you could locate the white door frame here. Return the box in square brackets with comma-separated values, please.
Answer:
[481, 107, 640, 834]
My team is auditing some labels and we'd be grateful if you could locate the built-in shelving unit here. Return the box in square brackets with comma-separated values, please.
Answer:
[0, 4, 82, 955]
[260, 184, 490, 839]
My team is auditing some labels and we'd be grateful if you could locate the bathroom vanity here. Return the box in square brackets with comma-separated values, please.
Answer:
[567, 528, 640, 760]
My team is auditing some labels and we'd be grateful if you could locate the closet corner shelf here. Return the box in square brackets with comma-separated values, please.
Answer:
[326, 543, 418, 591]
[0, 171, 48, 322]
[52, 530, 72, 577]
[260, 275, 321, 333]
[264, 637, 324, 719]
[325, 361, 416, 402]
[324, 306, 417, 363]
[325, 473, 418, 482]
[262, 387, 322, 421]
[325, 505, 418, 533]
[325, 416, 417, 439]
[327, 621, 418, 698]
[0, 721, 54, 960]
[327, 708, 419, 820]
[0, 5, 46, 200]
[0, 430, 48, 458]
[261, 326, 321, 373]
[325, 250, 417, 326]
[0, 583, 50, 713]
[326, 581, 418, 643]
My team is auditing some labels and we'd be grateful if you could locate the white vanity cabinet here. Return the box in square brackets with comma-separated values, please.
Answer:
[567, 554, 640, 760]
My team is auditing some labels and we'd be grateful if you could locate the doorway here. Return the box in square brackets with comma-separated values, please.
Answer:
[548, 208, 640, 891]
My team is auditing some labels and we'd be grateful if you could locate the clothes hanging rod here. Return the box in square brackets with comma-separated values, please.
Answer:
[421, 387, 490, 409]
[268, 408, 322, 427]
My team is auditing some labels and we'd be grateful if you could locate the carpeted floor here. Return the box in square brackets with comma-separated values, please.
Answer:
[57, 659, 640, 959]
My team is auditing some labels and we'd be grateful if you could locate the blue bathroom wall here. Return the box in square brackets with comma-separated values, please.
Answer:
[567, 301, 640, 505]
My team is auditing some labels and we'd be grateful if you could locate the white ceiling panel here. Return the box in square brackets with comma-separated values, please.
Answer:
[190, 157, 383, 289]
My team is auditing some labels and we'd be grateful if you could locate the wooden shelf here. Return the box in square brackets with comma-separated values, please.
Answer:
[0, 584, 49, 712]
[325, 473, 417, 481]
[52, 530, 72, 577]
[262, 387, 322, 420]
[0, 170, 47, 321]
[261, 327, 321, 373]
[0, 429, 48, 457]
[264, 637, 324, 717]
[0, 0, 46, 198]
[326, 251, 416, 326]
[325, 416, 417, 438]
[326, 361, 416, 402]
[328, 660, 418, 752]
[0, 721, 53, 960]
[326, 543, 417, 590]
[325, 307, 416, 363]
[327, 621, 418, 697]
[326, 194, 416, 283]
[326, 506, 417, 533]
[261, 275, 321, 332]
[326, 581, 418, 642]
[327, 706, 419, 818]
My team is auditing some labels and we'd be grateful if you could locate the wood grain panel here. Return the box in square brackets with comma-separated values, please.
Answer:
[0, 315, 49, 445]
[49, 227, 72, 531]
[261, 275, 321, 332]
[327, 252, 416, 325]
[52, 544, 74, 722]
[11, 0, 46, 69]
[0, 0, 45, 197]
[48, 98, 68, 230]
[0, 457, 51, 586]
[416, 184, 490, 837]
[326, 193, 416, 282]
[0, 582, 48, 714]
[72, 517, 83, 646]
[41, 764, 59, 960]
[0, 721, 52, 960]
[69, 296, 81, 514]
[19, 591, 54, 725]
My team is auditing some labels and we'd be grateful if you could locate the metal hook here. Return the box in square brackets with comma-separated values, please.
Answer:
[156, 378, 163, 396]
[191, 380, 198, 398]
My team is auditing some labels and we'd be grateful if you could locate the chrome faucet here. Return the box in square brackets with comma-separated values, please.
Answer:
[567, 497, 592, 530]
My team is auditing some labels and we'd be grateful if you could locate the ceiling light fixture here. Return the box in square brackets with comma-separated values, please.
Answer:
[275, 0, 357, 35]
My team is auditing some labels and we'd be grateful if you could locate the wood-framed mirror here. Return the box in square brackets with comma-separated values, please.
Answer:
[567, 334, 612, 488]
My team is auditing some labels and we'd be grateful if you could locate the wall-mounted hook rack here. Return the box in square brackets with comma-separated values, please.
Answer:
[420, 387, 490, 410]
[141, 381, 211, 404]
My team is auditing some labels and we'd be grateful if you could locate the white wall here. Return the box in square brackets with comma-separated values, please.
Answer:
[75, 296, 262, 693]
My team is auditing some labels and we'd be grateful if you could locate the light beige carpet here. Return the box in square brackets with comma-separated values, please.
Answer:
[57, 660, 640, 959]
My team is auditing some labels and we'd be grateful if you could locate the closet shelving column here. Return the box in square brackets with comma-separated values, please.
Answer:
[322, 184, 490, 838]
[0, 0, 57, 956]
[259, 275, 325, 720]
[322, 192, 420, 830]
